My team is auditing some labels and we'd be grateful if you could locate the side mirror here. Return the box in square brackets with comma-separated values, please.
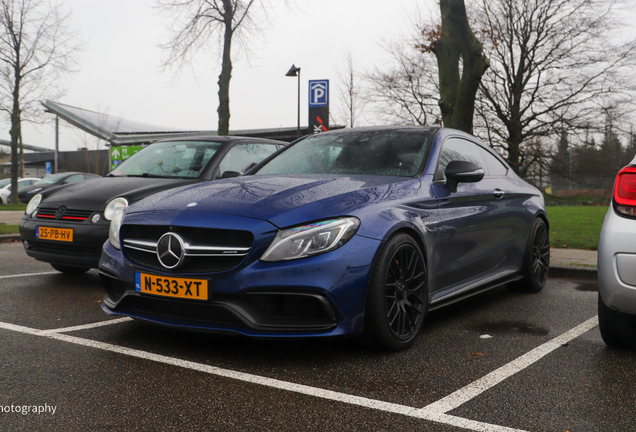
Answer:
[445, 160, 484, 193]
[220, 170, 241, 179]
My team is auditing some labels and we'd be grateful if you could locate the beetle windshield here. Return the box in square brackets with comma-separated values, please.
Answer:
[34, 173, 72, 185]
[255, 130, 431, 177]
[109, 140, 223, 178]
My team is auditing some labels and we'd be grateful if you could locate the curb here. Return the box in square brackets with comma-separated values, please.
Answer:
[0, 234, 20, 242]
[549, 266, 597, 280]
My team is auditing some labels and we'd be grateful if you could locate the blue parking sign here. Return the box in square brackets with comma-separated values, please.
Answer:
[309, 80, 329, 107]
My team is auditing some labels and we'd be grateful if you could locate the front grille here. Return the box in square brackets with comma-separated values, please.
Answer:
[37, 207, 93, 221]
[121, 225, 254, 273]
[32, 241, 102, 258]
[117, 296, 243, 326]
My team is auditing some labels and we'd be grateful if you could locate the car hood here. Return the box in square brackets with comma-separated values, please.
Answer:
[40, 176, 200, 211]
[128, 174, 421, 228]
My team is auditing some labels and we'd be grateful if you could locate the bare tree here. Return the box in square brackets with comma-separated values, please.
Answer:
[157, 0, 274, 136]
[365, 39, 439, 126]
[474, 0, 636, 175]
[334, 51, 364, 128]
[71, 107, 120, 175]
[0, 0, 81, 202]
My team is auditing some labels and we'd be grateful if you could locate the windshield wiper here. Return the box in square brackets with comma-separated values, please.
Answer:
[124, 173, 173, 178]
[125, 173, 197, 179]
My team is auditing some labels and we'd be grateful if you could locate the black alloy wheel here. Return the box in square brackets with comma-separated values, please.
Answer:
[364, 233, 428, 351]
[513, 218, 550, 293]
[531, 221, 550, 286]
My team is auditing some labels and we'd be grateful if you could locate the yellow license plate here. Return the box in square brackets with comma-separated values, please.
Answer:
[135, 272, 208, 300]
[36, 226, 73, 242]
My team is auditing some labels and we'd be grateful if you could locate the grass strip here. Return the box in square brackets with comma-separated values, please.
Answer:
[546, 205, 608, 250]
[0, 224, 19, 235]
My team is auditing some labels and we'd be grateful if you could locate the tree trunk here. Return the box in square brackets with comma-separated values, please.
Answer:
[19, 133, 24, 177]
[217, 0, 234, 136]
[506, 121, 524, 175]
[9, 68, 21, 204]
[433, 0, 489, 134]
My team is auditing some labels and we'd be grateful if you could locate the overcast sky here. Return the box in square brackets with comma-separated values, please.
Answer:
[5, 0, 430, 152]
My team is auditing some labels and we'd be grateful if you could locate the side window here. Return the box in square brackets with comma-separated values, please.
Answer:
[64, 175, 84, 184]
[479, 148, 508, 177]
[435, 138, 488, 181]
[218, 144, 278, 175]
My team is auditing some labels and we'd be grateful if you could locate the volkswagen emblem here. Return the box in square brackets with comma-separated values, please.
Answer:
[55, 206, 67, 219]
[156, 233, 185, 269]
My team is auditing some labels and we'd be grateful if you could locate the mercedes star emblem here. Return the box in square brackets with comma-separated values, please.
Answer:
[156, 233, 185, 269]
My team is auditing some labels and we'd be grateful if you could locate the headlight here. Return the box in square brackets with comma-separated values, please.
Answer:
[109, 211, 124, 250]
[260, 217, 360, 262]
[104, 197, 128, 220]
[29, 188, 43, 194]
[25, 193, 42, 215]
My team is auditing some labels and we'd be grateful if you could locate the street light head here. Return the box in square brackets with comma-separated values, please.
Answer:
[285, 64, 300, 77]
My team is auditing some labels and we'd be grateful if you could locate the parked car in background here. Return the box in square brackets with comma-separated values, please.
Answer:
[0, 177, 40, 205]
[100, 126, 549, 351]
[20, 136, 285, 274]
[598, 155, 636, 348]
[18, 172, 101, 203]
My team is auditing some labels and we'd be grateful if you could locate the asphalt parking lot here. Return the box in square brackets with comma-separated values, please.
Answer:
[1, 240, 634, 432]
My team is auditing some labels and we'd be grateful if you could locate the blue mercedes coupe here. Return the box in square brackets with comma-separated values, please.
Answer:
[99, 126, 549, 350]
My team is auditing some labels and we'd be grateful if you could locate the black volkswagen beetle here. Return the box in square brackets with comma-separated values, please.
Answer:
[20, 136, 285, 274]
[18, 172, 101, 203]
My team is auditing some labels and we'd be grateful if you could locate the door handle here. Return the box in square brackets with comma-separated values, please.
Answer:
[493, 189, 504, 199]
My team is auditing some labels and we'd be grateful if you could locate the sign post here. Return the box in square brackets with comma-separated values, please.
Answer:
[308, 80, 329, 134]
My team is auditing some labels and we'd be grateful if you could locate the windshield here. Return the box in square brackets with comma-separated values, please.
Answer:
[109, 140, 224, 178]
[255, 130, 431, 177]
[35, 173, 71, 185]
[0, 179, 10, 189]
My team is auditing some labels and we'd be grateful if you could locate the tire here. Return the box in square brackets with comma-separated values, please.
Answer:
[598, 293, 636, 349]
[363, 233, 428, 351]
[512, 217, 550, 293]
[50, 264, 90, 275]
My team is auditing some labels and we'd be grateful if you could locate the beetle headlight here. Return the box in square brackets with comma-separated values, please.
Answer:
[109, 211, 124, 250]
[260, 217, 360, 262]
[104, 197, 128, 220]
[25, 193, 42, 215]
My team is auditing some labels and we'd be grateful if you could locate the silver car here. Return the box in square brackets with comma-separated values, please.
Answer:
[598, 155, 636, 348]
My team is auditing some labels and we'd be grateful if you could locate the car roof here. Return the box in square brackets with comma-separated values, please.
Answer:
[314, 125, 441, 135]
[151, 135, 287, 145]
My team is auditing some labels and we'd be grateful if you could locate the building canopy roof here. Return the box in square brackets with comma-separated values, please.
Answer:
[42, 100, 309, 145]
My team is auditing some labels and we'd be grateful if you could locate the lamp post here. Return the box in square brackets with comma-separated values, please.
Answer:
[285, 64, 301, 138]
[44, 108, 59, 174]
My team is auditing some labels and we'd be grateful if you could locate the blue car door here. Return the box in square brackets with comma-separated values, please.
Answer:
[429, 137, 524, 295]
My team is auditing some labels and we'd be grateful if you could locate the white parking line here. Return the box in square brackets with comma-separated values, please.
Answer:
[0, 271, 58, 279]
[40, 317, 133, 335]
[0, 317, 599, 432]
[415, 316, 599, 415]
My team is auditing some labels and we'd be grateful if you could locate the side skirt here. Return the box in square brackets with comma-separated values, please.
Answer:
[428, 272, 522, 311]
